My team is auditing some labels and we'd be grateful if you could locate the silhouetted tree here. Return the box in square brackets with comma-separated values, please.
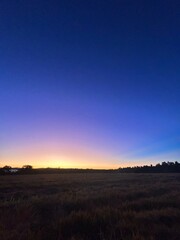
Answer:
[22, 165, 33, 170]
[2, 165, 12, 173]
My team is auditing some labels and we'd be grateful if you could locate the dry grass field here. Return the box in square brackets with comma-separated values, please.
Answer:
[0, 172, 180, 240]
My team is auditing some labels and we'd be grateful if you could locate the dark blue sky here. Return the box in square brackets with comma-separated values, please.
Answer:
[0, 0, 180, 168]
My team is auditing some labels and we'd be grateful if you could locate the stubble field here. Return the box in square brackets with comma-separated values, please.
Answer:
[0, 172, 180, 240]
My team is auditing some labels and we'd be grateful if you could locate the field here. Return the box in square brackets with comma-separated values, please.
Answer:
[0, 173, 180, 240]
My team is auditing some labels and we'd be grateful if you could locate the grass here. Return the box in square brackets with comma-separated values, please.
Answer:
[0, 173, 180, 240]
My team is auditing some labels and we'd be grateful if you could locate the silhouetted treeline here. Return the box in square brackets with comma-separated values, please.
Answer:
[0, 161, 180, 175]
[118, 161, 180, 173]
[0, 165, 114, 175]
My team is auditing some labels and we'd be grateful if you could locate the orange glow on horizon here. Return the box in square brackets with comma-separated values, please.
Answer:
[2, 141, 177, 169]
[0, 157, 120, 169]
[1, 148, 121, 169]
[0, 154, 151, 169]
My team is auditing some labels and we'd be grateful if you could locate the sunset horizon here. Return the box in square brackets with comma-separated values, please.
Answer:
[1, 0, 179, 170]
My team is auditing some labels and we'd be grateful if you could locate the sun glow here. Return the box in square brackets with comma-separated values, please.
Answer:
[32, 154, 119, 169]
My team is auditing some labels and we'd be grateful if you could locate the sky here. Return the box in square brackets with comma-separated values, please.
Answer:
[0, 0, 180, 168]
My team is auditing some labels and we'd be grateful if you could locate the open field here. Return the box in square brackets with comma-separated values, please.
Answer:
[0, 173, 180, 240]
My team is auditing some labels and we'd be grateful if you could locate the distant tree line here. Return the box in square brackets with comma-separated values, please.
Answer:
[0, 165, 33, 175]
[118, 161, 180, 173]
[0, 161, 180, 175]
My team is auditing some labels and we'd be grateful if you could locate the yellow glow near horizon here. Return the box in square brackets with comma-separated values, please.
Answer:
[0, 153, 121, 169]
[0, 159, 119, 170]
[0, 142, 122, 169]
[2, 142, 177, 169]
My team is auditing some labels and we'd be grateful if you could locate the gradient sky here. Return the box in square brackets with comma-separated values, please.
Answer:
[0, 0, 180, 168]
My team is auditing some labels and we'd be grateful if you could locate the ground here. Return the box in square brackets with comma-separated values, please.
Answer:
[0, 172, 180, 240]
